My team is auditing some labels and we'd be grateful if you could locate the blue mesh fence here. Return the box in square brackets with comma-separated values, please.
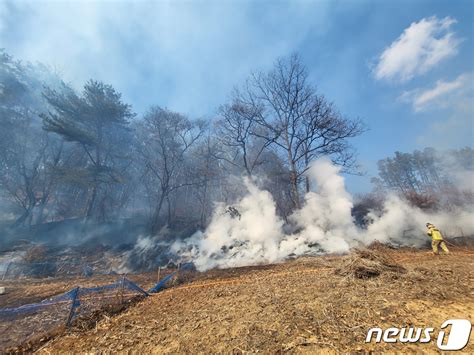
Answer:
[0, 287, 78, 319]
[148, 262, 194, 293]
[0, 277, 150, 351]
[149, 272, 177, 293]
[0, 267, 188, 351]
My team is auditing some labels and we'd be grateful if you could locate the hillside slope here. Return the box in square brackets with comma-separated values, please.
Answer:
[39, 247, 474, 353]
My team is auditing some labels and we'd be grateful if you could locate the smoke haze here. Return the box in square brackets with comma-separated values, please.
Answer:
[172, 157, 474, 271]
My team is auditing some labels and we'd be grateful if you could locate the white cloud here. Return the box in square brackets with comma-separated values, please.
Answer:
[374, 16, 460, 83]
[400, 73, 470, 112]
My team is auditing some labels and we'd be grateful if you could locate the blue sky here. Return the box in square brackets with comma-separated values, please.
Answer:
[1, 0, 473, 193]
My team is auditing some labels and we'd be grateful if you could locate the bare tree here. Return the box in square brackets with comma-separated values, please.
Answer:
[221, 54, 364, 207]
[0, 51, 65, 226]
[190, 133, 225, 227]
[216, 101, 275, 177]
[136, 107, 205, 234]
[0, 120, 63, 226]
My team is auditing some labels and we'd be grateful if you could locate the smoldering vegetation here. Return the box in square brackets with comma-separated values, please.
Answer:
[0, 50, 472, 274]
[173, 156, 474, 271]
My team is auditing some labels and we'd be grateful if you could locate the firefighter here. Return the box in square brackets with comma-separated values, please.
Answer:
[426, 223, 449, 255]
[226, 206, 241, 220]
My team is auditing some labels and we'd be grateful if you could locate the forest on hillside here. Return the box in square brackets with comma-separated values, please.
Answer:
[0, 49, 472, 243]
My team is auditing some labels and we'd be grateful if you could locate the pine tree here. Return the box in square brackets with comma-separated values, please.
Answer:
[41, 80, 134, 219]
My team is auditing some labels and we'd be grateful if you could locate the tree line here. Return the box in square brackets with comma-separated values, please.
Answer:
[0, 51, 364, 234]
[371, 147, 473, 209]
[1, 49, 471, 237]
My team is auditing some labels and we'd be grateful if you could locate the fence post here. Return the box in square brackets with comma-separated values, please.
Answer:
[66, 287, 80, 327]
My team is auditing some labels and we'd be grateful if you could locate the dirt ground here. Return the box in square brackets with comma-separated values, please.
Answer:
[28, 245, 474, 353]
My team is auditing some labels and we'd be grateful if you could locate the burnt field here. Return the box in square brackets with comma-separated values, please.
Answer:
[1, 244, 473, 353]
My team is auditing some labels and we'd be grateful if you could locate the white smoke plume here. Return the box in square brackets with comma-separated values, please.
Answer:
[284, 159, 361, 255]
[172, 157, 474, 271]
[172, 180, 285, 270]
[438, 150, 474, 193]
[365, 194, 474, 244]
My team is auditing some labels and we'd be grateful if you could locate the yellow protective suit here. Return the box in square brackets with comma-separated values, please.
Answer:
[427, 225, 449, 254]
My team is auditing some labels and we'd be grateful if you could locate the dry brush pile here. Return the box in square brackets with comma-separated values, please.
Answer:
[335, 247, 407, 279]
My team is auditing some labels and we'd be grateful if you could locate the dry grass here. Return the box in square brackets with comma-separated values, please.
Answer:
[28, 245, 474, 353]
[335, 248, 406, 278]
